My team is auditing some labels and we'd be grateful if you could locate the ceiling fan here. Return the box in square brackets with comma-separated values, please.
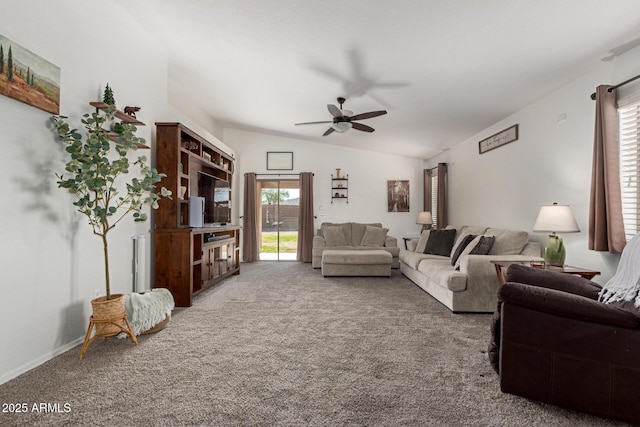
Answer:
[295, 97, 387, 136]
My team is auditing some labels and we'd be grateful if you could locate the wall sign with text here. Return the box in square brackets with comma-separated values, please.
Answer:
[478, 124, 519, 154]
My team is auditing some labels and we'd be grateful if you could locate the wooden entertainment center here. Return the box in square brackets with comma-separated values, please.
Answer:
[154, 122, 240, 307]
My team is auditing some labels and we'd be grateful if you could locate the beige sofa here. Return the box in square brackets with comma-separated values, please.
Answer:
[400, 226, 542, 313]
[312, 222, 400, 269]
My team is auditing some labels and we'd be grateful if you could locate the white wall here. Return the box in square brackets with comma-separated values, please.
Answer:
[223, 129, 424, 246]
[0, 1, 229, 384]
[426, 46, 640, 285]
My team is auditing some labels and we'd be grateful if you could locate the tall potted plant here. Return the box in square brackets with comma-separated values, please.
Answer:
[52, 105, 171, 335]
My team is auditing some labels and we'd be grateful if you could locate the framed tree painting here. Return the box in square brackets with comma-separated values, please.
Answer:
[0, 34, 60, 114]
[388, 180, 409, 212]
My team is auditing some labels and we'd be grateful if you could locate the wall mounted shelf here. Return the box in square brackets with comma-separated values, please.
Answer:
[331, 173, 349, 203]
[89, 102, 149, 148]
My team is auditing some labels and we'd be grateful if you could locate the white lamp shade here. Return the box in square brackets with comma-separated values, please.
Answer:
[533, 203, 580, 233]
[416, 211, 433, 225]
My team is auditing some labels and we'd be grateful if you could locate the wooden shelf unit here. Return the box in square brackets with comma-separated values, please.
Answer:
[154, 122, 239, 307]
[155, 123, 234, 229]
[331, 174, 349, 203]
[155, 227, 240, 307]
[89, 102, 149, 148]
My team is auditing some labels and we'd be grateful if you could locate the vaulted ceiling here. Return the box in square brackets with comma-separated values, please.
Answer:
[117, 0, 640, 159]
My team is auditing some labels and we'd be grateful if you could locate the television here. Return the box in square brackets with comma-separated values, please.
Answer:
[197, 171, 230, 225]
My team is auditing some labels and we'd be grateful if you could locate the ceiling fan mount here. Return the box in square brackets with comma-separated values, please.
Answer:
[295, 97, 387, 136]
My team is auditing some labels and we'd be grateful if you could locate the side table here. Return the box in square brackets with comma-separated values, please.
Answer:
[491, 261, 600, 285]
[402, 233, 421, 250]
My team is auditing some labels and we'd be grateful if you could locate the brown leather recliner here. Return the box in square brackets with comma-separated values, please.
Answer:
[489, 264, 640, 424]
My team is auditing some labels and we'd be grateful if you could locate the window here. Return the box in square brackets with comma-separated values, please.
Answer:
[619, 95, 640, 240]
[431, 174, 438, 227]
[424, 163, 447, 229]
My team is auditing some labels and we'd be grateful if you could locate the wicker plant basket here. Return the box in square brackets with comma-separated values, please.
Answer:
[90, 293, 126, 336]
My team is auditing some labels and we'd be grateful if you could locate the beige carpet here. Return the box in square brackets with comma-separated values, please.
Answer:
[0, 262, 629, 426]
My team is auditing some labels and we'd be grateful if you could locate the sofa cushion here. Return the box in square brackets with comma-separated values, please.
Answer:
[323, 226, 348, 246]
[360, 225, 388, 247]
[485, 228, 529, 255]
[362, 245, 400, 258]
[417, 259, 467, 292]
[315, 245, 353, 250]
[351, 222, 382, 246]
[323, 249, 392, 265]
[424, 228, 457, 256]
[505, 264, 601, 300]
[321, 223, 352, 245]
[400, 250, 447, 269]
[415, 230, 431, 253]
[450, 234, 477, 266]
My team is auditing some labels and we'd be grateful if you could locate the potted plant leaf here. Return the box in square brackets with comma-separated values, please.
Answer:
[52, 105, 171, 339]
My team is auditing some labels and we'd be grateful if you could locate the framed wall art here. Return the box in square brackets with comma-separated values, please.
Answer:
[388, 180, 410, 212]
[266, 151, 293, 170]
[478, 124, 518, 154]
[0, 34, 60, 114]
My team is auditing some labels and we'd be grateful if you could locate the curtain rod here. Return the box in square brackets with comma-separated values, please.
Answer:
[590, 72, 640, 100]
[425, 162, 446, 172]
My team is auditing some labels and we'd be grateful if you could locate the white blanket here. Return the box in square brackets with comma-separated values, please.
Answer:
[599, 233, 640, 308]
[118, 288, 175, 337]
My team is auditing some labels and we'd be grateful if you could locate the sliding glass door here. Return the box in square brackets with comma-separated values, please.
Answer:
[259, 179, 299, 260]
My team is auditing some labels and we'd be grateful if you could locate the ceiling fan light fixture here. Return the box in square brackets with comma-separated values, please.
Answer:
[333, 122, 352, 133]
[296, 97, 386, 136]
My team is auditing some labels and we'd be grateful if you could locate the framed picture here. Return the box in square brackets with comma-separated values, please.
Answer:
[267, 151, 293, 170]
[388, 180, 410, 212]
[478, 124, 518, 154]
[0, 34, 60, 114]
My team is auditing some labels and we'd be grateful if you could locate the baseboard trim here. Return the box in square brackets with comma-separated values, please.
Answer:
[0, 336, 84, 385]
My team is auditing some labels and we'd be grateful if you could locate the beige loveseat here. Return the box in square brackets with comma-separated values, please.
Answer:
[400, 226, 542, 313]
[312, 222, 400, 269]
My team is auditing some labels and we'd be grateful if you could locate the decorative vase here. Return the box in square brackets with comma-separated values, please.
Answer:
[335, 168, 341, 179]
[90, 293, 126, 336]
[544, 234, 566, 267]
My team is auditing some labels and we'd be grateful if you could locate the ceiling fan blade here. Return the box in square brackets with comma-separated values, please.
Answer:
[327, 104, 343, 118]
[352, 122, 375, 133]
[349, 110, 387, 121]
[323, 127, 336, 136]
[295, 121, 333, 126]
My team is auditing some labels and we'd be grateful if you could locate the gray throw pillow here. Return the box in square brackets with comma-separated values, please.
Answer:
[361, 225, 388, 247]
[324, 226, 347, 246]
[470, 235, 495, 255]
[424, 228, 457, 256]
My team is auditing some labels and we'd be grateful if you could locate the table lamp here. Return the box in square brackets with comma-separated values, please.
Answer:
[533, 203, 580, 266]
[416, 211, 433, 232]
